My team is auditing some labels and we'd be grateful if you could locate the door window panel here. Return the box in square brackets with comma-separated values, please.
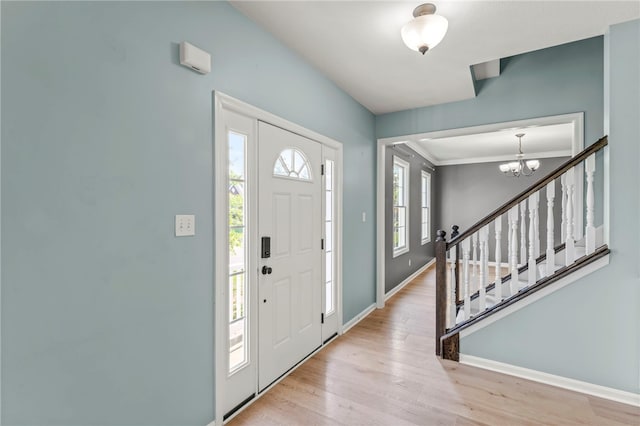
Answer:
[273, 148, 312, 181]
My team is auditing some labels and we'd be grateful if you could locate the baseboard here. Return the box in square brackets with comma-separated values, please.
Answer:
[385, 258, 435, 302]
[460, 254, 609, 338]
[460, 354, 640, 407]
[341, 303, 377, 334]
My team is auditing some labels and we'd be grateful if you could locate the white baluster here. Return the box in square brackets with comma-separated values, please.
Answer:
[528, 192, 538, 286]
[462, 238, 471, 320]
[560, 174, 567, 242]
[494, 216, 503, 301]
[546, 181, 556, 277]
[520, 199, 527, 266]
[471, 232, 478, 293]
[533, 193, 540, 258]
[448, 248, 457, 328]
[509, 205, 519, 296]
[507, 212, 512, 271]
[483, 228, 490, 288]
[478, 226, 488, 311]
[565, 168, 576, 265]
[585, 153, 596, 255]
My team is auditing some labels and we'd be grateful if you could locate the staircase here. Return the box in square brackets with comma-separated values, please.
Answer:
[435, 136, 609, 361]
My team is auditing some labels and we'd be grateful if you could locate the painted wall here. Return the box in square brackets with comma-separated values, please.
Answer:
[461, 20, 640, 395]
[435, 157, 569, 260]
[0, 2, 375, 424]
[376, 36, 604, 149]
[385, 145, 435, 293]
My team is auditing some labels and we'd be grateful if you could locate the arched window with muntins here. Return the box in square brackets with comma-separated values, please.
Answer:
[273, 148, 312, 181]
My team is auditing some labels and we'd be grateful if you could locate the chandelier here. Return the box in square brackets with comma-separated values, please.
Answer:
[401, 3, 449, 55]
[499, 133, 540, 177]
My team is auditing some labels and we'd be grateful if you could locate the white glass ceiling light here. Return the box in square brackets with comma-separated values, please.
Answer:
[401, 3, 449, 55]
[499, 133, 541, 177]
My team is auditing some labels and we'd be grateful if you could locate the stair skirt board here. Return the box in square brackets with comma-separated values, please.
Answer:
[385, 258, 435, 302]
[458, 254, 609, 338]
[459, 354, 640, 407]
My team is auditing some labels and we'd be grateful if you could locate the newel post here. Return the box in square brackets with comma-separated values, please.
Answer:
[435, 230, 447, 356]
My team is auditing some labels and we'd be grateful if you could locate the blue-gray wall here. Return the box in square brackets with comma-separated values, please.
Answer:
[461, 19, 639, 395]
[376, 36, 604, 150]
[384, 145, 435, 293]
[1, 2, 375, 424]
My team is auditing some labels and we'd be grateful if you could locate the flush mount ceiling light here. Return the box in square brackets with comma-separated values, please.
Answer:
[499, 133, 541, 177]
[401, 3, 449, 55]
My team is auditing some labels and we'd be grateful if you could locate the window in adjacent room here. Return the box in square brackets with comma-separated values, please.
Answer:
[393, 156, 410, 257]
[421, 170, 431, 244]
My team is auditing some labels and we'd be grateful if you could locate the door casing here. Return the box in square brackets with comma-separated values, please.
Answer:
[213, 92, 344, 425]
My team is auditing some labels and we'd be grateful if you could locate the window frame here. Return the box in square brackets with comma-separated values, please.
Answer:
[421, 170, 431, 245]
[392, 155, 410, 258]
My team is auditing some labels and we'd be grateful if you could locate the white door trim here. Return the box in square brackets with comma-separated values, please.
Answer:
[376, 113, 585, 308]
[213, 92, 343, 425]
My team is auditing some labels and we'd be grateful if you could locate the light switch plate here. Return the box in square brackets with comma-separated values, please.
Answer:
[175, 215, 195, 236]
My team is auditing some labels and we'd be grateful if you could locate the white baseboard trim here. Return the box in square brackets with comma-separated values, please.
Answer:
[385, 258, 435, 302]
[341, 303, 377, 334]
[460, 254, 609, 339]
[460, 354, 640, 407]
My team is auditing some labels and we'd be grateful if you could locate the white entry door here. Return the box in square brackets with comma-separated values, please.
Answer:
[258, 121, 322, 391]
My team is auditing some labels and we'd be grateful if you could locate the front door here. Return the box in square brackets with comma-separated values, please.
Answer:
[257, 121, 322, 391]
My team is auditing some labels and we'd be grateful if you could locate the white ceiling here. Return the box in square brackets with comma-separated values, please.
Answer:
[410, 122, 573, 165]
[231, 1, 639, 115]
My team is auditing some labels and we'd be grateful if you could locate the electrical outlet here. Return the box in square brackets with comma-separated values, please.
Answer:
[175, 215, 195, 236]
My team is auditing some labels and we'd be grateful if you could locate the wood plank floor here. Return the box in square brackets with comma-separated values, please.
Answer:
[230, 266, 640, 425]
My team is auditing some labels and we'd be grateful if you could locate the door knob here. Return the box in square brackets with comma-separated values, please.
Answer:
[261, 266, 273, 275]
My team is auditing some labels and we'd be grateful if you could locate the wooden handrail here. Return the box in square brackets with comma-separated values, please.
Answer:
[446, 136, 608, 250]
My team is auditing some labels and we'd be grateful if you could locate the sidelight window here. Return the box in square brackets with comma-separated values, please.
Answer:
[228, 131, 248, 374]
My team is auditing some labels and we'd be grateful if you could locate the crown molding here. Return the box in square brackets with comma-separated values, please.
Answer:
[379, 112, 584, 167]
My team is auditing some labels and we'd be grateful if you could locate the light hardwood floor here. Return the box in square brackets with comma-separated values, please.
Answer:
[230, 265, 639, 425]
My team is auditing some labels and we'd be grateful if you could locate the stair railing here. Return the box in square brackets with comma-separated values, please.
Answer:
[435, 136, 608, 357]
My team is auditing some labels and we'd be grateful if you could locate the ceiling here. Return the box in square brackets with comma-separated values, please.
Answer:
[231, 1, 639, 115]
[408, 122, 573, 165]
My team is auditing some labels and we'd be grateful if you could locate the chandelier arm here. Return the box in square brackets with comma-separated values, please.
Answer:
[500, 133, 539, 178]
